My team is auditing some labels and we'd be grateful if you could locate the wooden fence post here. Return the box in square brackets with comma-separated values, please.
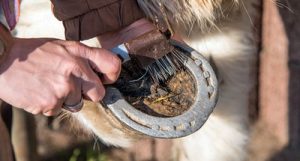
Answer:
[12, 108, 38, 161]
[258, 0, 300, 160]
[260, 0, 289, 147]
[0, 101, 14, 161]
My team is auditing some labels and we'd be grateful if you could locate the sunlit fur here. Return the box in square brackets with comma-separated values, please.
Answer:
[138, 0, 240, 33]
[15, 0, 259, 160]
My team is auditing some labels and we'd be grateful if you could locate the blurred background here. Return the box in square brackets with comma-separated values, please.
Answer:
[1, 0, 300, 161]
[249, 0, 300, 161]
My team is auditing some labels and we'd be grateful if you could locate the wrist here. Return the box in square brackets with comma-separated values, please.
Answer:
[0, 23, 13, 66]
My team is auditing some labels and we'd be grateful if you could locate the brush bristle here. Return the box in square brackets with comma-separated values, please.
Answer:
[147, 48, 188, 83]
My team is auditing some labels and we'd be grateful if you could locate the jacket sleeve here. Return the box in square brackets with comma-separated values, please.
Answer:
[0, 0, 20, 30]
[0, 23, 13, 65]
[51, 0, 145, 41]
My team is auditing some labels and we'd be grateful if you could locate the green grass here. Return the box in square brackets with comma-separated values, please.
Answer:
[69, 147, 108, 161]
[43, 141, 111, 161]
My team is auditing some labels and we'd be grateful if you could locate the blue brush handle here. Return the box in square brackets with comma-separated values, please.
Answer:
[111, 44, 131, 63]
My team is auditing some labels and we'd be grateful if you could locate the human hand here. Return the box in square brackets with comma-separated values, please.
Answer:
[0, 38, 121, 116]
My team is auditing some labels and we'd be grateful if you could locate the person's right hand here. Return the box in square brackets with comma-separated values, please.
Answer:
[0, 38, 121, 116]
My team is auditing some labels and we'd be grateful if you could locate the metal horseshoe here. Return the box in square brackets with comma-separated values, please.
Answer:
[102, 40, 218, 138]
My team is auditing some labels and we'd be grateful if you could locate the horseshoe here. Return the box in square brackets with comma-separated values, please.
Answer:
[102, 40, 218, 138]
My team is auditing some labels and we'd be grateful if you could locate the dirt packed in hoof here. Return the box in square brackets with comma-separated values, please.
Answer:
[142, 71, 196, 117]
[114, 61, 196, 117]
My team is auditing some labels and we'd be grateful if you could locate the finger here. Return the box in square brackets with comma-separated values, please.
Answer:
[81, 70, 106, 102]
[43, 97, 64, 116]
[43, 108, 62, 117]
[64, 57, 104, 104]
[63, 76, 82, 107]
[24, 107, 41, 115]
[79, 46, 122, 84]
[100, 70, 121, 84]
[69, 58, 106, 102]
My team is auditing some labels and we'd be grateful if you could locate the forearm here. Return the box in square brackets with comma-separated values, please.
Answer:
[0, 23, 13, 65]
